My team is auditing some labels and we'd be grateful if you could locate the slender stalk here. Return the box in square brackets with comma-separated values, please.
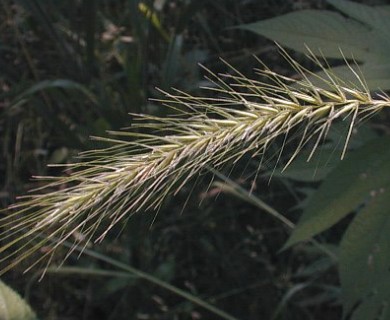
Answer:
[62, 243, 240, 320]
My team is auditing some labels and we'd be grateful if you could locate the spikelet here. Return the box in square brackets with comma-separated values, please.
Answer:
[1, 49, 389, 274]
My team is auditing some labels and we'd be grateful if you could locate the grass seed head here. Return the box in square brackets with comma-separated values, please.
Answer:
[1, 49, 389, 274]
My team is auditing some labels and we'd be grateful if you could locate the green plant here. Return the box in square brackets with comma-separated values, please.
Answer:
[3, 1, 293, 318]
[239, 0, 390, 90]
[0, 0, 207, 193]
[0, 279, 38, 320]
[1, 44, 389, 318]
[3, 1, 390, 318]
[238, 1, 390, 319]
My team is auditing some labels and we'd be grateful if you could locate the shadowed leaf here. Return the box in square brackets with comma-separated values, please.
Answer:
[285, 136, 390, 249]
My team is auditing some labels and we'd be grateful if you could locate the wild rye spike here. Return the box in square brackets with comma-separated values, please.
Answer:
[1, 49, 389, 274]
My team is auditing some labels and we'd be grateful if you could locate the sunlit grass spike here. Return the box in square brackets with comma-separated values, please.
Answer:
[1, 48, 389, 274]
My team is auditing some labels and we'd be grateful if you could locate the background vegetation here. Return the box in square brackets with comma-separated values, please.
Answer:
[1, 0, 389, 319]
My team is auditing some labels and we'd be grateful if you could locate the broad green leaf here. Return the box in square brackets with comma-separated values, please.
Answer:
[325, 122, 378, 150]
[378, 5, 390, 14]
[238, 10, 375, 60]
[275, 122, 377, 182]
[240, 1, 390, 90]
[273, 148, 340, 182]
[327, 0, 390, 38]
[305, 63, 390, 91]
[327, 0, 390, 60]
[284, 136, 390, 248]
[0, 280, 37, 320]
[349, 281, 390, 320]
[340, 187, 390, 318]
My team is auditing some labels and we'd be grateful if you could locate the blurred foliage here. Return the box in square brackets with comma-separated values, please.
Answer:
[0, 280, 37, 320]
[3, 0, 388, 320]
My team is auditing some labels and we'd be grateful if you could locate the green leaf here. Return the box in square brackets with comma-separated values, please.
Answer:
[327, 0, 390, 36]
[377, 5, 390, 14]
[0, 280, 38, 320]
[238, 10, 373, 60]
[327, 0, 390, 61]
[162, 34, 183, 89]
[305, 63, 390, 92]
[18, 79, 97, 104]
[239, 1, 390, 90]
[273, 147, 340, 182]
[340, 186, 390, 318]
[274, 122, 377, 182]
[284, 136, 390, 248]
